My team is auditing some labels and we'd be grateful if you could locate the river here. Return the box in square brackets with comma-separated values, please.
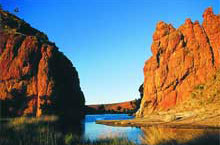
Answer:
[82, 114, 220, 145]
[83, 114, 142, 143]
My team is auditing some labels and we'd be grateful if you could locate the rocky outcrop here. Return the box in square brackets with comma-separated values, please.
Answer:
[136, 8, 220, 117]
[0, 10, 85, 120]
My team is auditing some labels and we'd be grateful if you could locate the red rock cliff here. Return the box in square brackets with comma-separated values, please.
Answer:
[0, 10, 85, 120]
[136, 8, 220, 117]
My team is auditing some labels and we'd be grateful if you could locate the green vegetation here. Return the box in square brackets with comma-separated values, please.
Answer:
[194, 84, 205, 90]
[0, 116, 135, 145]
[190, 71, 220, 106]
[117, 106, 122, 111]
[85, 105, 137, 115]
[85, 84, 143, 115]
[0, 116, 58, 145]
[0, 9, 48, 40]
[76, 138, 135, 145]
[177, 70, 220, 112]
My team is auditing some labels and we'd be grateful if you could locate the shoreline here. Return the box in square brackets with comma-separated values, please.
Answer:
[96, 113, 220, 129]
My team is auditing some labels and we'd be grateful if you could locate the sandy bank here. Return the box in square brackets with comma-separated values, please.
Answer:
[96, 110, 220, 129]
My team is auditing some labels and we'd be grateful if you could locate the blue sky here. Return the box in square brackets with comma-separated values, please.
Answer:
[1, 0, 219, 105]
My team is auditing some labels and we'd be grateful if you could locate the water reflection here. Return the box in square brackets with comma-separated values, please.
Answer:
[81, 114, 220, 145]
[83, 114, 142, 143]
[140, 127, 220, 145]
[56, 116, 85, 136]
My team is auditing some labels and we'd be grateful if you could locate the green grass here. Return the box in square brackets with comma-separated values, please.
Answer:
[0, 116, 135, 145]
[77, 138, 136, 145]
[0, 117, 59, 145]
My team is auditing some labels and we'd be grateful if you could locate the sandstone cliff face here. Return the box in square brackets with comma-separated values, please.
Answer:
[136, 8, 220, 117]
[0, 10, 85, 120]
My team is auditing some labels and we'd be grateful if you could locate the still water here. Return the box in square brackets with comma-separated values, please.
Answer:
[82, 114, 220, 145]
[83, 114, 142, 143]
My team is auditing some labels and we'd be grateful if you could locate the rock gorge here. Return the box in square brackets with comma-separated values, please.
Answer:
[136, 8, 220, 117]
[0, 10, 85, 121]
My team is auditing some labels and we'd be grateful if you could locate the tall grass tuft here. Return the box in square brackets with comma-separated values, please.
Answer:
[0, 116, 136, 145]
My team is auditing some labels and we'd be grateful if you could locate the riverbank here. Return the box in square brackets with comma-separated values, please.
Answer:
[96, 108, 220, 129]
[0, 114, 138, 145]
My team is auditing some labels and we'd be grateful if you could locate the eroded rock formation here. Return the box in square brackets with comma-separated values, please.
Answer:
[136, 8, 220, 117]
[0, 10, 85, 120]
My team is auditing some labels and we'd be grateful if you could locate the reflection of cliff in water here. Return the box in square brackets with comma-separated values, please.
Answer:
[55, 116, 85, 137]
[140, 127, 220, 145]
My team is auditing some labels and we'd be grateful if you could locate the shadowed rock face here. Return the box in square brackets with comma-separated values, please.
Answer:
[0, 10, 85, 120]
[136, 8, 220, 117]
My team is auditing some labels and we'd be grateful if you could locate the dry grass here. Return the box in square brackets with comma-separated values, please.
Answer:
[175, 70, 220, 112]
[140, 127, 220, 145]
[0, 116, 136, 145]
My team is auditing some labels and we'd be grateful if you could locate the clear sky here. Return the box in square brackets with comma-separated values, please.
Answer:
[1, 0, 219, 105]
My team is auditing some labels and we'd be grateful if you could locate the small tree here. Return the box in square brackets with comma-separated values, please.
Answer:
[98, 104, 105, 110]
[117, 106, 122, 111]
[123, 108, 127, 113]
[14, 7, 19, 13]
